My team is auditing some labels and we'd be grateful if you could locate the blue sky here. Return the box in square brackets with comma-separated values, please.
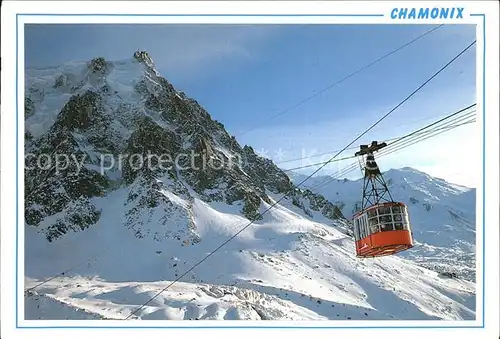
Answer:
[25, 23, 478, 187]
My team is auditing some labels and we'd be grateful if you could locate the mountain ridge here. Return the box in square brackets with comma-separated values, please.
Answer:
[25, 51, 345, 243]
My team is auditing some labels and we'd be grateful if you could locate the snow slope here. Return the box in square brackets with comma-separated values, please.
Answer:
[288, 167, 477, 282]
[25, 185, 476, 321]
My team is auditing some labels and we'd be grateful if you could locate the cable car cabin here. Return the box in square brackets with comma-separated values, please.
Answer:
[352, 202, 413, 258]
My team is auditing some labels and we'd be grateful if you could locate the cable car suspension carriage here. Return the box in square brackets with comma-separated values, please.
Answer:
[352, 141, 414, 258]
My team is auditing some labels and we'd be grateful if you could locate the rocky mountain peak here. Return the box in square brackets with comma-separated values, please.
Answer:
[24, 52, 346, 243]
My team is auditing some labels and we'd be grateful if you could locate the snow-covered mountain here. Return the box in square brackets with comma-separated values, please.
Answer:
[24, 52, 476, 321]
[288, 167, 476, 282]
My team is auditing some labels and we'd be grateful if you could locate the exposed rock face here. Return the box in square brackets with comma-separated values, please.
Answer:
[25, 51, 346, 243]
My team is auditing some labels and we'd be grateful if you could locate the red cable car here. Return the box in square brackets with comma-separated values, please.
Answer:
[352, 141, 414, 258]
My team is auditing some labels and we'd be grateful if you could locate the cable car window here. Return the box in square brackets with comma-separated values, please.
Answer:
[356, 219, 362, 238]
[379, 215, 393, 231]
[394, 222, 404, 230]
[364, 219, 369, 238]
[367, 209, 377, 218]
[378, 206, 391, 215]
[380, 215, 392, 223]
[391, 206, 401, 213]
[393, 214, 403, 222]
[361, 218, 368, 238]
[369, 217, 379, 234]
[380, 222, 394, 231]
